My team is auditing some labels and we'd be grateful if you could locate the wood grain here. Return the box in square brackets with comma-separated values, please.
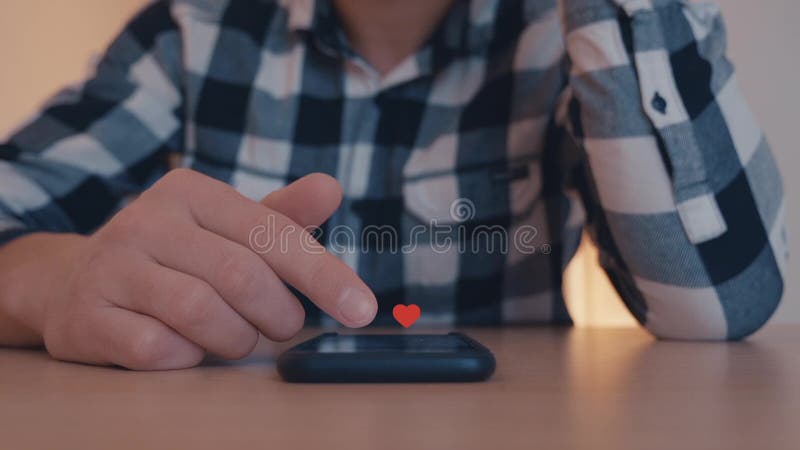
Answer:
[1, 325, 798, 450]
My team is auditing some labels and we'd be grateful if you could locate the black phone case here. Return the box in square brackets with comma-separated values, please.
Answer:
[277, 332, 496, 383]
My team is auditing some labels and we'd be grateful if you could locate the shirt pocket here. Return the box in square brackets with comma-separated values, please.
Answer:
[402, 158, 541, 227]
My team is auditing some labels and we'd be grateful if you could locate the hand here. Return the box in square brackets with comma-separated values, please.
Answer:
[0, 170, 377, 369]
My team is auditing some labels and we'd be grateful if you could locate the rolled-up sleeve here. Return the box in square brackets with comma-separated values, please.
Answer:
[0, 1, 183, 246]
[557, 0, 788, 339]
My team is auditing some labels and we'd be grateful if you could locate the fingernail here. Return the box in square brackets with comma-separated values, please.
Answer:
[337, 288, 376, 326]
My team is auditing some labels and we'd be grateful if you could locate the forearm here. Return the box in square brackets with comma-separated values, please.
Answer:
[559, 0, 787, 339]
[0, 2, 186, 347]
[0, 233, 86, 347]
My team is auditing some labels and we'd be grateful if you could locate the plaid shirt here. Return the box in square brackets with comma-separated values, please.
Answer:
[0, 0, 788, 339]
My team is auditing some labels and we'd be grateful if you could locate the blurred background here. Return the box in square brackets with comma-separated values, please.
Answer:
[1, 0, 797, 327]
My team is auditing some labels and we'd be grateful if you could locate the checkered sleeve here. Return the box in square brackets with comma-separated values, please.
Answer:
[0, 1, 183, 245]
[557, 0, 788, 339]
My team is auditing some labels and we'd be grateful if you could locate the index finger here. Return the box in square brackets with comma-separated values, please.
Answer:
[162, 170, 377, 327]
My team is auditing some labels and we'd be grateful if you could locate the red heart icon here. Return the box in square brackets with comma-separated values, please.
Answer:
[393, 304, 421, 328]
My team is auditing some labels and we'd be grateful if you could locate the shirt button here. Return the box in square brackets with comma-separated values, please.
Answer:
[651, 92, 668, 114]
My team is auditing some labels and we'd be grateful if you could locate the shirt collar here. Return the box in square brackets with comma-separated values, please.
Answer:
[283, 0, 499, 71]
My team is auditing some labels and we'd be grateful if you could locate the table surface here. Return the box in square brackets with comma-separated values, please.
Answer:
[1, 325, 798, 450]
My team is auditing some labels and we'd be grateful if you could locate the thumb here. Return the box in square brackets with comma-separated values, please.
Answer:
[260, 173, 343, 228]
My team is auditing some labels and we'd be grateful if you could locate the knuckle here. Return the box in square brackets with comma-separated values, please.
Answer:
[103, 205, 150, 242]
[225, 329, 260, 360]
[173, 281, 218, 330]
[304, 254, 330, 289]
[267, 307, 305, 342]
[151, 168, 197, 198]
[217, 253, 261, 303]
[127, 328, 170, 368]
[163, 167, 196, 186]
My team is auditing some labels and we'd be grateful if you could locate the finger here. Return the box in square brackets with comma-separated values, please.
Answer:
[107, 255, 260, 360]
[160, 170, 377, 328]
[61, 306, 204, 370]
[137, 217, 305, 341]
[260, 172, 343, 227]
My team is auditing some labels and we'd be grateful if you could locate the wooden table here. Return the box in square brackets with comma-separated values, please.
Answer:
[1, 325, 798, 450]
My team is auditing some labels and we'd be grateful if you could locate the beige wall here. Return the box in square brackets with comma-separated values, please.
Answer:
[721, 0, 800, 324]
[0, 0, 797, 325]
[0, 0, 147, 136]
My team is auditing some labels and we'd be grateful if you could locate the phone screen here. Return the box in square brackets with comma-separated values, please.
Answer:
[295, 334, 477, 354]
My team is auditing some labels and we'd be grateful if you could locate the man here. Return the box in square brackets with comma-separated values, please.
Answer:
[0, 0, 787, 369]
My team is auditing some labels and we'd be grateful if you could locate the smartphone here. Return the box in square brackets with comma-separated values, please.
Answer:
[277, 332, 496, 383]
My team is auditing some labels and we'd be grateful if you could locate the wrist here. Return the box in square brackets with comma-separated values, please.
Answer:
[0, 232, 87, 344]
